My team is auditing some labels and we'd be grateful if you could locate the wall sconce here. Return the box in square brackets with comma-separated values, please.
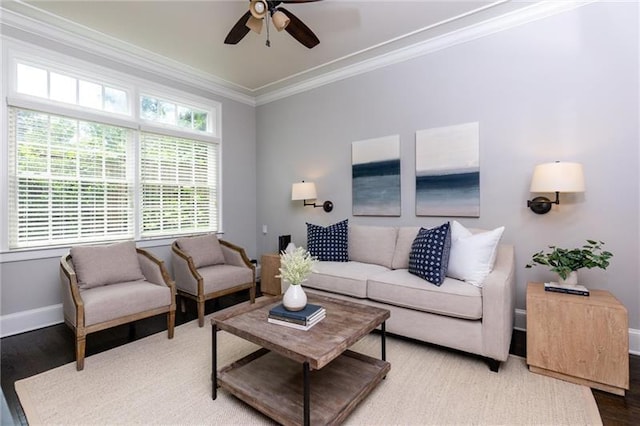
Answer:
[527, 161, 585, 214]
[291, 181, 333, 213]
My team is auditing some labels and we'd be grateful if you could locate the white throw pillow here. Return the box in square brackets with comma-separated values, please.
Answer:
[447, 221, 505, 287]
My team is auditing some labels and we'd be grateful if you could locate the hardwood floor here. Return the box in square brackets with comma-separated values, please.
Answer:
[2, 290, 639, 425]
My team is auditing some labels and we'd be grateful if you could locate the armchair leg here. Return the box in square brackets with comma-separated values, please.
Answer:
[179, 296, 187, 314]
[76, 334, 86, 371]
[167, 310, 175, 339]
[249, 286, 256, 304]
[197, 300, 205, 327]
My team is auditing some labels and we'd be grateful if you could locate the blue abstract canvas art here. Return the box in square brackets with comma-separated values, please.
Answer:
[415, 123, 480, 217]
[352, 135, 401, 216]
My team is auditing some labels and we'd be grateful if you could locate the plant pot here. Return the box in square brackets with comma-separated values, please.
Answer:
[283, 284, 307, 311]
[558, 270, 578, 286]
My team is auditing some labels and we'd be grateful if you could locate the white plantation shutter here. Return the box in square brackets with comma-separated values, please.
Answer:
[140, 132, 218, 237]
[8, 108, 134, 248]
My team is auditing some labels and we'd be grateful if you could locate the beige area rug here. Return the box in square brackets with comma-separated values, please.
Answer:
[16, 316, 601, 425]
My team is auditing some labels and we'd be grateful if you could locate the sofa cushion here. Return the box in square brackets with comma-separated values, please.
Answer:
[447, 221, 505, 287]
[176, 234, 225, 269]
[71, 241, 144, 289]
[408, 223, 451, 285]
[81, 280, 171, 326]
[391, 226, 421, 269]
[198, 264, 253, 295]
[367, 269, 483, 320]
[348, 225, 398, 268]
[307, 219, 349, 261]
[303, 261, 389, 298]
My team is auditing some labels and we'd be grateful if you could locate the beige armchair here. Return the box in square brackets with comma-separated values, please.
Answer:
[60, 241, 176, 371]
[171, 234, 255, 327]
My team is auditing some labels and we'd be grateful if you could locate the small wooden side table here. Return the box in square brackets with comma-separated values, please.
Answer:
[526, 282, 629, 396]
[260, 253, 281, 296]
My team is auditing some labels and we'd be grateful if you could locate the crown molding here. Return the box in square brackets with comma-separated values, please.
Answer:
[1, 1, 594, 108]
[255, 0, 595, 105]
[0, 7, 257, 106]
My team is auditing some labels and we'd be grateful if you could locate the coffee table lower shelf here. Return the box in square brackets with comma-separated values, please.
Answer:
[218, 348, 390, 426]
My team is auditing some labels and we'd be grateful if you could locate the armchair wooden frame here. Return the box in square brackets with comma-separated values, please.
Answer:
[171, 239, 256, 327]
[60, 248, 176, 371]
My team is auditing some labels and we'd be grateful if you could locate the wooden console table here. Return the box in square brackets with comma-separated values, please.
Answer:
[260, 253, 281, 296]
[526, 282, 629, 396]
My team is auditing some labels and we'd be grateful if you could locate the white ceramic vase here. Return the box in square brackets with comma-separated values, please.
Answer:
[558, 270, 578, 286]
[283, 284, 307, 311]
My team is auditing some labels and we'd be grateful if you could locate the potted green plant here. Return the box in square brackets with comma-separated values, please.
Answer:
[526, 240, 613, 285]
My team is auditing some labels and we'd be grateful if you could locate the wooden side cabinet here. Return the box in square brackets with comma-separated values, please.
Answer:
[260, 253, 281, 296]
[526, 282, 629, 396]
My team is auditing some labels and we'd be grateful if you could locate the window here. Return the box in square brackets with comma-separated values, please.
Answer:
[6, 53, 221, 250]
[8, 108, 134, 248]
[140, 94, 214, 134]
[140, 132, 218, 237]
[16, 63, 130, 115]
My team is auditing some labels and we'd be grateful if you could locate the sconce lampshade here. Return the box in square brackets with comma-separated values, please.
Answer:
[271, 10, 290, 31]
[530, 162, 585, 193]
[292, 182, 317, 200]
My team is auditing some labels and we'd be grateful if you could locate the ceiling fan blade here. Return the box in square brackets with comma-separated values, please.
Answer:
[278, 7, 320, 49]
[224, 11, 252, 45]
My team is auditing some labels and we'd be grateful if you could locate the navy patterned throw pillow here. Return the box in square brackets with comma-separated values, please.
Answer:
[408, 222, 451, 285]
[306, 219, 349, 262]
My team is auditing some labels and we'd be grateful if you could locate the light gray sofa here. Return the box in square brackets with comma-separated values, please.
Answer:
[302, 224, 516, 371]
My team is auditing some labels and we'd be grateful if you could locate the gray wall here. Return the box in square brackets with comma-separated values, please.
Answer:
[256, 2, 640, 329]
[0, 32, 258, 317]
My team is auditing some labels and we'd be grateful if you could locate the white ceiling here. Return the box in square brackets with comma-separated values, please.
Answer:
[3, 0, 539, 98]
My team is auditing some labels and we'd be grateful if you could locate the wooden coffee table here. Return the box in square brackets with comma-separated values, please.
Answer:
[211, 294, 390, 426]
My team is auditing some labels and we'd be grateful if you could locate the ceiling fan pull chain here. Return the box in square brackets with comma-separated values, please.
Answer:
[266, 15, 271, 47]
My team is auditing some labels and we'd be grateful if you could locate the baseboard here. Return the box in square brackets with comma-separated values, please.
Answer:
[0, 304, 63, 338]
[514, 308, 640, 356]
[2, 305, 639, 355]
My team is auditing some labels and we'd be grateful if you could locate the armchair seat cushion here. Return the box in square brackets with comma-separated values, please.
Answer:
[196, 264, 253, 295]
[81, 280, 172, 326]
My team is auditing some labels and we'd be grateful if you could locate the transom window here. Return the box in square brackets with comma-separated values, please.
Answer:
[16, 63, 130, 115]
[6, 53, 221, 250]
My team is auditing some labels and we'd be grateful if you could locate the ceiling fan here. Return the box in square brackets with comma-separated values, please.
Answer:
[224, 0, 322, 49]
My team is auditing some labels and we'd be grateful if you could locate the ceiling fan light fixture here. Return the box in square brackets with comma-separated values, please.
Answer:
[271, 10, 290, 32]
[249, 0, 268, 19]
[245, 15, 263, 34]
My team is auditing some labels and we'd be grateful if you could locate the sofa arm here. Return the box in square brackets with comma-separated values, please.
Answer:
[220, 240, 256, 280]
[137, 249, 175, 295]
[480, 244, 516, 362]
[60, 254, 84, 328]
[171, 242, 201, 296]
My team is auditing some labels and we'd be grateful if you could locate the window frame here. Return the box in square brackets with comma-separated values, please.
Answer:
[1, 41, 223, 257]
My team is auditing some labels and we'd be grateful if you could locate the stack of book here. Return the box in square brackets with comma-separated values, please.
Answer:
[268, 303, 326, 331]
[544, 282, 590, 296]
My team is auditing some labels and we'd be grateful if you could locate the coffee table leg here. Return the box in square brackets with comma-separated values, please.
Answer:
[212, 322, 218, 400]
[303, 361, 310, 426]
[381, 321, 386, 361]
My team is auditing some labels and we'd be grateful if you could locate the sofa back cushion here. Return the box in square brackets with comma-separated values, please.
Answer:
[71, 241, 144, 289]
[348, 225, 398, 268]
[176, 234, 225, 268]
[391, 226, 421, 269]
